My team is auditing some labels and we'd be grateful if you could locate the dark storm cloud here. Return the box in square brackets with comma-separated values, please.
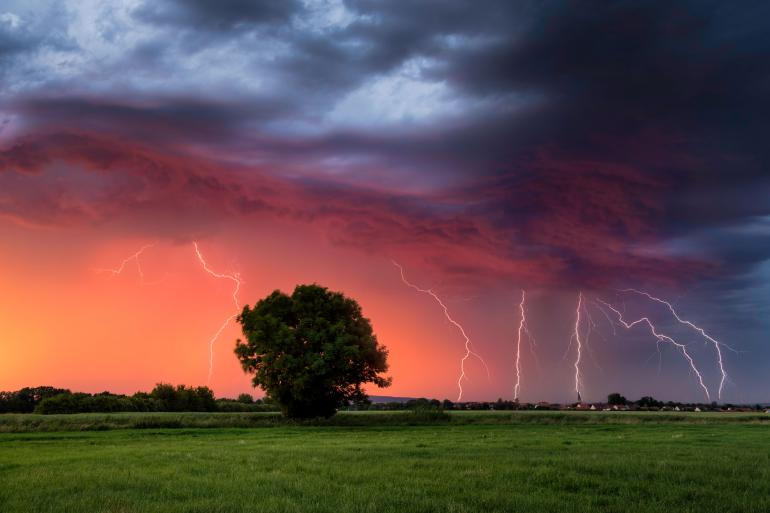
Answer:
[1, 0, 769, 290]
[133, 0, 304, 32]
[11, 95, 294, 147]
[273, 0, 770, 278]
[480, 0, 770, 272]
[271, 0, 515, 94]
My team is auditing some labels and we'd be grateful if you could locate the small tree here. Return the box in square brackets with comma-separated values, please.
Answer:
[637, 396, 663, 408]
[235, 284, 391, 418]
[607, 392, 628, 406]
[237, 393, 254, 404]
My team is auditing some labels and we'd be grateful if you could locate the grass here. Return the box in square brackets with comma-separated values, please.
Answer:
[1, 411, 769, 512]
[1, 410, 768, 433]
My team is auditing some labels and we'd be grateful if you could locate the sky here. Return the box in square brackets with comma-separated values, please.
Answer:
[1, 0, 769, 403]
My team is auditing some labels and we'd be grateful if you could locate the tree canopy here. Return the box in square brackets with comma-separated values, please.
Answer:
[0, 386, 71, 413]
[235, 284, 391, 418]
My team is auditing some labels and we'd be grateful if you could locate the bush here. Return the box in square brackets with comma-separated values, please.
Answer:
[237, 393, 254, 404]
[215, 399, 278, 412]
[150, 384, 217, 412]
[409, 408, 451, 423]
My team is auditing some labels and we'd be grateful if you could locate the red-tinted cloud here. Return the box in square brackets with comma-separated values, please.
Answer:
[0, 129, 712, 291]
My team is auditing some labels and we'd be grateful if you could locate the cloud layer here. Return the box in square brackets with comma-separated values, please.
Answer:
[1, 0, 768, 310]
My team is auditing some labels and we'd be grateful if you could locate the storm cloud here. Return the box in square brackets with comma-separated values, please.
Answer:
[1, 0, 769, 293]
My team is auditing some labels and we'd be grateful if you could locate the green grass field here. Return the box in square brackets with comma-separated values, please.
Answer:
[1, 411, 769, 512]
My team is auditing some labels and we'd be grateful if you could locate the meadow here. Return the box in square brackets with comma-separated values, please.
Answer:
[1, 411, 769, 512]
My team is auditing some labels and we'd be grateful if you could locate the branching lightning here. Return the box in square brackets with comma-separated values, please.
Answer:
[392, 260, 489, 402]
[620, 289, 732, 399]
[96, 244, 155, 282]
[591, 301, 617, 336]
[597, 298, 711, 400]
[193, 241, 242, 384]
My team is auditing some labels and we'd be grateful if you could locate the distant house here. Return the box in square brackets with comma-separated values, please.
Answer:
[694, 407, 702, 412]
[674, 406, 681, 411]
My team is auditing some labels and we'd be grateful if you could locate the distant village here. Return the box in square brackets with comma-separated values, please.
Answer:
[363, 394, 770, 413]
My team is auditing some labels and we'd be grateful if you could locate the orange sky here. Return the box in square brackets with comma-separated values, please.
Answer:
[1, 216, 524, 401]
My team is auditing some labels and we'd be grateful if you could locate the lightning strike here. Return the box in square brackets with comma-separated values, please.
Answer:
[193, 241, 242, 384]
[573, 292, 584, 402]
[620, 289, 731, 399]
[597, 298, 711, 401]
[513, 290, 534, 402]
[392, 260, 489, 402]
[96, 244, 155, 281]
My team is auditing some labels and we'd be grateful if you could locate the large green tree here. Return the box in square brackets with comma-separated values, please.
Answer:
[234, 284, 391, 418]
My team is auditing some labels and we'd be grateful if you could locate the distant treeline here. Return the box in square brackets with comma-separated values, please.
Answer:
[0, 385, 279, 414]
[3, 388, 765, 415]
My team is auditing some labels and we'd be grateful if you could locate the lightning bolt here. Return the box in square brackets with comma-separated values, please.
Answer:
[392, 261, 489, 402]
[572, 292, 584, 402]
[96, 244, 155, 282]
[597, 298, 711, 400]
[620, 289, 731, 399]
[513, 290, 534, 401]
[193, 241, 242, 384]
[591, 300, 617, 336]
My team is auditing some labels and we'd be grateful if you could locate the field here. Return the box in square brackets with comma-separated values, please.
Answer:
[1, 411, 769, 513]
